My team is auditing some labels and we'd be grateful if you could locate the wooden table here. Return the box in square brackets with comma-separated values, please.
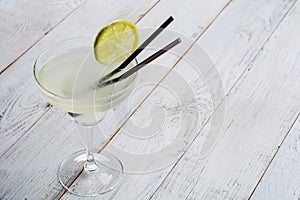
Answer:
[1, 0, 300, 199]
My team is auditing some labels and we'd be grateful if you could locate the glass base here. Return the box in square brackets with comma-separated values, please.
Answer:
[58, 150, 123, 197]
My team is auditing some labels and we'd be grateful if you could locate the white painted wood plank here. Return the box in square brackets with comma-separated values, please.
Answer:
[63, 0, 298, 199]
[0, 0, 85, 73]
[0, 109, 77, 199]
[0, 0, 158, 157]
[251, 113, 300, 200]
[0, 0, 230, 199]
[250, 114, 300, 200]
[1, 0, 296, 199]
[151, 1, 300, 199]
[199, 0, 297, 92]
[0, 109, 110, 199]
[61, 0, 231, 199]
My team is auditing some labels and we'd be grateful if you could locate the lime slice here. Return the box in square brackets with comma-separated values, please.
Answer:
[94, 20, 139, 64]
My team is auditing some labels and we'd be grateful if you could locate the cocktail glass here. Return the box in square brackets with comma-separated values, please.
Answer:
[33, 37, 137, 196]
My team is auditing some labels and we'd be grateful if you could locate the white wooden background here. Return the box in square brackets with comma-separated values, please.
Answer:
[1, 0, 300, 199]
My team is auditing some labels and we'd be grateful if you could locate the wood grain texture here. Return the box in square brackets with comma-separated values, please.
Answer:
[251, 114, 300, 200]
[151, 0, 300, 199]
[0, 0, 298, 199]
[0, 108, 110, 199]
[0, 0, 85, 73]
[61, 0, 231, 199]
[0, 0, 160, 196]
[0, 109, 78, 199]
[0, 0, 229, 199]
[199, 0, 298, 92]
[64, 0, 298, 199]
[0, 0, 158, 157]
[49, 1, 230, 199]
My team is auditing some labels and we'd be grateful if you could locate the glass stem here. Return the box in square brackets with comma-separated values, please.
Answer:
[84, 126, 98, 172]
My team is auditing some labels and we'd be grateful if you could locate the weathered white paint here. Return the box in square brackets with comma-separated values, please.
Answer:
[65, 0, 298, 199]
[0, 109, 78, 199]
[0, 0, 299, 199]
[0, 0, 85, 72]
[0, 0, 230, 198]
[0, 0, 158, 157]
[251, 115, 300, 200]
[63, 0, 231, 199]
[151, 1, 300, 199]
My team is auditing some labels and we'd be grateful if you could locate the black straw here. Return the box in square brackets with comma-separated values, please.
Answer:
[98, 38, 181, 88]
[97, 16, 174, 84]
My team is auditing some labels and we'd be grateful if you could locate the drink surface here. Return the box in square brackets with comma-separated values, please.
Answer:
[37, 47, 136, 114]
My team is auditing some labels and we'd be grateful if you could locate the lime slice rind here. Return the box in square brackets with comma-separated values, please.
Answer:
[94, 20, 139, 65]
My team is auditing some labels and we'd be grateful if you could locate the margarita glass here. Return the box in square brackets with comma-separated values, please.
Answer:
[33, 37, 137, 196]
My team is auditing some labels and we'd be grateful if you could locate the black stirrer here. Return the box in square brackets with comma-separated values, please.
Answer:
[97, 16, 174, 85]
[98, 38, 181, 88]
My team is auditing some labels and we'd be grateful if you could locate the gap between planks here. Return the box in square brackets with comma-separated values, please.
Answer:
[0, 105, 52, 158]
[57, 0, 234, 198]
[0, 0, 295, 198]
[27, 0, 164, 199]
[0, 0, 162, 76]
[0, 0, 161, 160]
[235, 2, 299, 198]
[247, 112, 300, 199]
[4, 0, 288, 198]
[148, 0, 298, 199]
[0, 0, 87, 75]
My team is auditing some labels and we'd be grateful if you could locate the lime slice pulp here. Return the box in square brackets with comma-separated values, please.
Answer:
[94, 20, 139, 64]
